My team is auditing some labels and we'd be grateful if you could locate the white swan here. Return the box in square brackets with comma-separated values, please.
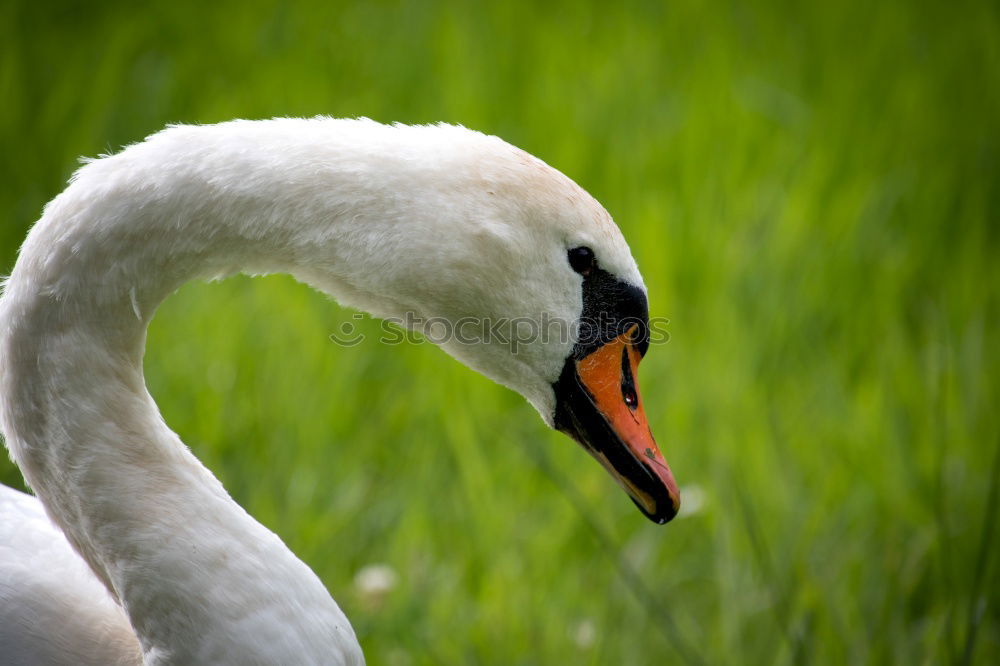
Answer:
[0, 118, 680, 665]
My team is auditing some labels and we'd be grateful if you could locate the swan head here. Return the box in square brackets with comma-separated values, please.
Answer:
[299, 121, 680, 523]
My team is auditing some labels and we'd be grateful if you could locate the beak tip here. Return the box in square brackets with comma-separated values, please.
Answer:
[635, 489, 680, 525]
[659, 490, 682, 524]
[647, 507, 675, 525]
[648, 468, 681, 524]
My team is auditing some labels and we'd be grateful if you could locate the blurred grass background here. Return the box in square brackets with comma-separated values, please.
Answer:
[2, 0, 998, 663]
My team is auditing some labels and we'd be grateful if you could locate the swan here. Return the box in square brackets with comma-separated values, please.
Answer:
[0, 117, 681, 664]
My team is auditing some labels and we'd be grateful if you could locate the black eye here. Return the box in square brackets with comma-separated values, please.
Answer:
[567, 246, 595, 275]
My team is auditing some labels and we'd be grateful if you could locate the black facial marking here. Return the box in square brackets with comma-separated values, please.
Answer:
[571, 266, 649, 360]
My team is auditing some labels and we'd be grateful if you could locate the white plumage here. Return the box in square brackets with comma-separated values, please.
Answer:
[0, 484, 141, 665]
[0, 118, 647, 664]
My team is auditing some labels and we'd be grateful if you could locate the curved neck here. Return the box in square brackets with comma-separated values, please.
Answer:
[2, 315, 359, 664]
[0, 120, 459, 663]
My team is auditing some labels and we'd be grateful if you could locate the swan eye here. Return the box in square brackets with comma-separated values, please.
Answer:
[567, 246, 595, 275]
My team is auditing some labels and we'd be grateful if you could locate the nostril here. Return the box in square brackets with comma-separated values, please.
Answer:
[623, 388, 638, 409]
[620, 345, 638, 410]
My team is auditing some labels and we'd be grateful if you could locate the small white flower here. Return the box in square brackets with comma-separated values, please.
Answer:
[571, 618, 596, 649]
[354, 563, 398, 607]
[677, 483, 706, 518]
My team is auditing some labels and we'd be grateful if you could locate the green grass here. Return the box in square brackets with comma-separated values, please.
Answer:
[2, 0, 998, 663]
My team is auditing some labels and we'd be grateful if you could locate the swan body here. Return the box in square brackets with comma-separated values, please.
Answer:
[0, 484, 141, 664]
[0, 118, 679, 664]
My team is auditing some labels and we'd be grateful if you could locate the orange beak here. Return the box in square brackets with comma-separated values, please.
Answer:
[553, 326, 680, 523]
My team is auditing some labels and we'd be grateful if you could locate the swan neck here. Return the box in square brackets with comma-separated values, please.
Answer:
[0, 125, 376, 663]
